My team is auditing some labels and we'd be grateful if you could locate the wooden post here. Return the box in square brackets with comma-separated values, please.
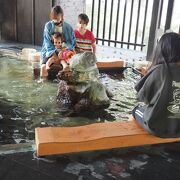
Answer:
[146, 0, 162, 61]
[164, 0, 174, 32]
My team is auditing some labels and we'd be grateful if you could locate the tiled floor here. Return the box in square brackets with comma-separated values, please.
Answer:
[1, 143, 180, 180]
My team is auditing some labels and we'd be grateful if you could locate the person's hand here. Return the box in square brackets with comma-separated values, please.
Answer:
[79, 48, 85, 53]
[58, 52, 63, 59]
[61, 47, 66, 52]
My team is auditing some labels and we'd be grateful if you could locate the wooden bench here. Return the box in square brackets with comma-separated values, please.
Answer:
[35, 117, 180, 156]
[96, 60, 126, 73]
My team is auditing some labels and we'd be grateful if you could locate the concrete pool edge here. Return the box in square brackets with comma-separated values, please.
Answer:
[0, 142, 35, 155]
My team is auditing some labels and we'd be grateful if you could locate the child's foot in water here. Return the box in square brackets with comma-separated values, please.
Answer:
[63, 65, 70, 72]
[37, 79, 44, 83]
[46, 64, 50, 70]
[37, 77, 47, 83]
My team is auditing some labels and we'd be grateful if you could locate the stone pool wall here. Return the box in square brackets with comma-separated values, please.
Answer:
[0, 43, 146, 64]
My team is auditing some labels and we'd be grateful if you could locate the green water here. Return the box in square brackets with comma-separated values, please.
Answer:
[0, 55, 139, 144]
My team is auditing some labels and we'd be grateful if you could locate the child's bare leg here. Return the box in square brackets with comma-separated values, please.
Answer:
[46, 57, 55, 70]
[61, 60, 70, 71]
[40, 64, 48, 81]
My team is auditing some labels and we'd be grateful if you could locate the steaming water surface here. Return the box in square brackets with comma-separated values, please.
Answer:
[0, 55, 139, 145]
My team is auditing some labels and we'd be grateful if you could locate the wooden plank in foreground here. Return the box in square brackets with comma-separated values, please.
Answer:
[35, 118, 180, 156]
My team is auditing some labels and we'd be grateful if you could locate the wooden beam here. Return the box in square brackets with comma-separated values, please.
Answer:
[96, 59, 124, 69]
[147, 0, 162, 60]
[164, 0, 174, 32]
[96, 59, 125, 73]
[35, 118, 180, 156]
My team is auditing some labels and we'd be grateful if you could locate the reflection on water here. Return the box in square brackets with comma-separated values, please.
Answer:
[0, 56, 139, 145]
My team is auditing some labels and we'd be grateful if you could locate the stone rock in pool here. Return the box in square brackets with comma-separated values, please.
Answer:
[56, 52, 111, 114]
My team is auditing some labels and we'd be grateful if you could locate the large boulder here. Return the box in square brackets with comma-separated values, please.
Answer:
[57, 52, 111, 115]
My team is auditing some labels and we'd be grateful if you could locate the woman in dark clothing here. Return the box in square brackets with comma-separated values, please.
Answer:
[132, 32, 180, 138]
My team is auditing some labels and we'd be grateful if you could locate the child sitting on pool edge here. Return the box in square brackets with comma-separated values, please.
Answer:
[40, 32, 75, 82]
[40, 5, 76, 82]
[46, 32, 75, 71]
